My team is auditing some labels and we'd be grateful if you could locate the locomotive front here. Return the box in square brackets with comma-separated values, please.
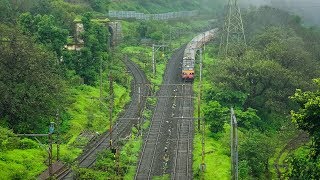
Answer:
[181, 57, 195, 81]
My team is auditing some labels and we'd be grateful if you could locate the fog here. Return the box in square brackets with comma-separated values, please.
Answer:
[239, 0, 320, 25]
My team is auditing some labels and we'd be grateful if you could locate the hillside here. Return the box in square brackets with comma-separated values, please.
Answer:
[0, 0, 320, 179]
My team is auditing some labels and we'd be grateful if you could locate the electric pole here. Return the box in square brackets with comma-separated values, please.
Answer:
[56, 110, 60, 161]
[219, 0, 246, 58]
[109, 73, 114, 148]
[100, 57, 103, 110]
[197, 48, 202, 132]
[138, 84, 143, 136]
[152, 44, 167, 75]
[231, 108, 238, 180]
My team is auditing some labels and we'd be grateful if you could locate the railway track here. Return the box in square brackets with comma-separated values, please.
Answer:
[135, 46, 193, 179]
[134, 81, 172, 179]
[172, 83, 193, 180]
[55, 58, 149, 179]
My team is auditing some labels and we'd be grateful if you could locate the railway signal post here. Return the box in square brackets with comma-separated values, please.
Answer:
[17, 121, 56, 179]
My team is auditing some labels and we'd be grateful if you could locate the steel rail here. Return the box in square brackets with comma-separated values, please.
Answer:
[56, 58, 149, 179]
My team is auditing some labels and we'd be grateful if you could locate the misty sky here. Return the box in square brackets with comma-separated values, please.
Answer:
[238, 0, 320, 25]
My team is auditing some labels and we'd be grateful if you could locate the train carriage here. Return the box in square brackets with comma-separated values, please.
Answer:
[181, 29, 218, 81]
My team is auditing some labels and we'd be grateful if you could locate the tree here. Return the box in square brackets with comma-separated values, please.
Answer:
[0, 0, 13, 22]
[0, 0, 35, 23]
[88, 0, 110, 13]
[210, 50, 300, 113]
[49, 0, 90, 30]
[30, 0, 52, 15]
[242, 6, 301, 41]
[18, 13, 69, 57]
[0, 25, 65, 133]
[203, 101, 229, 133]
[234, 108, 262, 130]
[62, 12, 109, 85]
[286, 148, 320, 179]
[239, 130, 275, 178]
[0, 127, 20, 151]
[291, 79, 320, 156]
[253, 27, 319, 81]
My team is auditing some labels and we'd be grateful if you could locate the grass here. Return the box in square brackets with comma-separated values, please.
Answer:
[0, 78, 131, 178]
[0, 149, 47, 179]
[192, 122, 231, 179]
[123, 97, 154, 179]
[76, 96, 155, 180]
[152, 174, 170, 180]
[64, 82, 129, 145]
[193, 93, 232, 179]
[121, 45, 166, 87]
[192, 45, 230, 179]
[122, 135, 143, 180]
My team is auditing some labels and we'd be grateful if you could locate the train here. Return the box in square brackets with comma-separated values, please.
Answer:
[181, 29, 218, 81]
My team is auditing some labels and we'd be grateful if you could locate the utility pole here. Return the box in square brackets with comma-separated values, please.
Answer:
[197, 45, 206, 177]
[231, 108, 238, 180]
[109, 74, 114, 148]
[56, 110, 60, 161]
[219, 0, 246, 58]
[197, 48, 203, 132]
[197, 32, 206, 132]
[100, 57, 103, 110]
[138, 84, 142, 136]
[200, 116, 206, 179]
[152, 44, 167, 75]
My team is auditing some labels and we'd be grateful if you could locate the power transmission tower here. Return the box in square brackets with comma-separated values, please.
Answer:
[230, 108, 238, 180]
[219, 0, 246, 58]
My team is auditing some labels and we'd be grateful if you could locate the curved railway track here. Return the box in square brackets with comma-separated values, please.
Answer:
[56, 58, 149, 179]
[135, 46, 193, 179]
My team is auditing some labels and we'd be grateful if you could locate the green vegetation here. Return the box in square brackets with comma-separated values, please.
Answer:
[152, 174, 170, 180]
[1, 0, 319, 179]
[193, 5, 320, 179]
[193, 127, 230, 180]
[75, 96, 154, 179]
[109, 0, 198, 13]
[0, 0, 131, 178]
[285, 79, 320, 178]
[0, 25, 64, 133]
[0, 127, 47, 179]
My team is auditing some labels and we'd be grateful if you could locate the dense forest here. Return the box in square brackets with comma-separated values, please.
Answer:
[0, 0, 320, 179]
[196, 5, 320, 179]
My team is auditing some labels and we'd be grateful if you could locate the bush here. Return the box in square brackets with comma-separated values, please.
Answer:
[18, 138, 39, 150]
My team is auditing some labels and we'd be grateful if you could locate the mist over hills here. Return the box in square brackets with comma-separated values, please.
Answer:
[239, 0, 320, 25]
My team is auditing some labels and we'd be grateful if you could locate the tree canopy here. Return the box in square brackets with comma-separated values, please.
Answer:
[0, 25, 65, 132]
[291, 79, 320, 156]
